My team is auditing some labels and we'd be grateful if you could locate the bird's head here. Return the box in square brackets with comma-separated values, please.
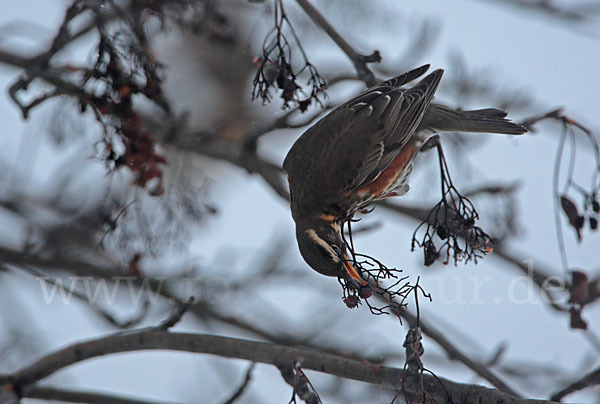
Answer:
[295, 217, 365, 288]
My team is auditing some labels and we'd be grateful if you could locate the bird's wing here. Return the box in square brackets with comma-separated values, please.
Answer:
[342, 68, 444, 191]
[283, 66, 443, 206]
[342, 64, 431, 108]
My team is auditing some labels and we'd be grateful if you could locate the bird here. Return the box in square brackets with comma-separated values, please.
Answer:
[283, 64, 526, 287]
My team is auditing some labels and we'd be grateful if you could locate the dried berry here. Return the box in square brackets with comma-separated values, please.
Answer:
[570, 306, 588, 330]
[359, 286, 372, 299]
[462, 217, 475, 229]
[343, 295, 359, 308]
[569, 271, 589, 304]
[561, 195, 583, 241]
[436, 224, 449, 240]
[298, 98, 311, 112]
[424, 240, 438, 267]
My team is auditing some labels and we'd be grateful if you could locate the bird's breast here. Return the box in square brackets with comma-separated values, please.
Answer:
[355, 138, 421, 202]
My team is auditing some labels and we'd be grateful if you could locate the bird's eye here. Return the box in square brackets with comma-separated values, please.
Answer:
[331, 245, 342, 257]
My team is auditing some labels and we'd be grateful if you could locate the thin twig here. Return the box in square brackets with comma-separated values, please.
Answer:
[553, 124, 570, 270]
[278, 361, 322, 404]
[157, 296, 195, 330]
[484, 0, 600, 23]
[221, 363, 256, 404]
[371, 285, 521, 397]
[8, 264, 150, 329]
[174, 133, 290, 200]
[550, 366, 600, 401]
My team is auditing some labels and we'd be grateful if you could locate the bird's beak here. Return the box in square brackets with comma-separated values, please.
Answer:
[343, 257, 367, 289]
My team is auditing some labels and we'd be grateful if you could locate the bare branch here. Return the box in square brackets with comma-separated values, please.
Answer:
[252, 0, 327, 109]
[1, 330, 557, 404]
[278, 362, 322, 404]
[294, 0, 381, 86]
[377, 201, 571, 305]
[24, 385, 176, 404]
[396, 305, 521, 397]
[172, 132, 290, 200]
[157, 297, 195, 330]
[485, 0, 600, 23]
[551, 366, 600, 402]
[221, 363, 256, 404]
[8, 264, 150, 329]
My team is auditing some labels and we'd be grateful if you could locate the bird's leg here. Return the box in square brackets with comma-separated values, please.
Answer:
[420, 134, 440, 152]
[345, 214, 357, 254]
[358, 204, 375, 215]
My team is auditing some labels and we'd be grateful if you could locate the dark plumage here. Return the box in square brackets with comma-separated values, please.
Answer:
[283, 65, 526, 282]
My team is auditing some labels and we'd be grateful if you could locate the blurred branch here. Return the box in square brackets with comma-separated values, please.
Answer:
[0, 48, 88, 118]
[4, 217, 561, 401]
[278, 362, 323, 404]
[0, 245, 352, 358]
[174, 133, 290, 200]
[252, 0, 327, 109]
[0, 246, 124, 278]
[521, 108, 600, 333]
[520, 108, 565, 130]
[373, 197, 598, 392]
[9, 263, 150, 329]
[405, 307, 519, 397]
[492, 248, 568, 311]
[0, 196, 583, 400]
[244, 101, 335, 144]
[221, 363, 255, 404]
[294, 0, 381, 86]
[24, 385, 175, 404]
[1, 329, 557, 404]
[158, 110, 593, 392]
[378, 200, 572, 309]
[1, 245, 376, 363]
[0, 2, 594, 402]
[444, 52, 535, 112]
[157, 296, 195, 330]
[551, 366, 600, 402]
[371, 290, 521, 397]
[0, 1, 118, 119]
[485, 0, 600, 23]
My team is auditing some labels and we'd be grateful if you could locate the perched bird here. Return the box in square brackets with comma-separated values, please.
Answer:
[283, 65, 526, 286]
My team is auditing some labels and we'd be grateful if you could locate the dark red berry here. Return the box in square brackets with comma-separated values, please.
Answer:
[424, 241, 438, 267]
[344, 296, 359, 308]
[436, 225, 449, 240]
[463, 217, 475, 229]
[359, 286, 372, 299]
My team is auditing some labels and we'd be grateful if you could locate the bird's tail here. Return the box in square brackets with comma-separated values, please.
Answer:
[420, 103, 526, 135]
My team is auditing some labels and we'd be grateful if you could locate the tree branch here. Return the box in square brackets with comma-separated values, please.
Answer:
[171, 132, 290, 200]
[1, 330, 557, 404]
[378, 200, 570, 311]
[0, 246, 368, 360]
[551, 366, 600, 402]
[8, 263, 150, 329]
[485, 0, 600, 23]
[24, 385, 176, 404]
[370, 293, 522, 397]
[294, 0, 380, 86]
